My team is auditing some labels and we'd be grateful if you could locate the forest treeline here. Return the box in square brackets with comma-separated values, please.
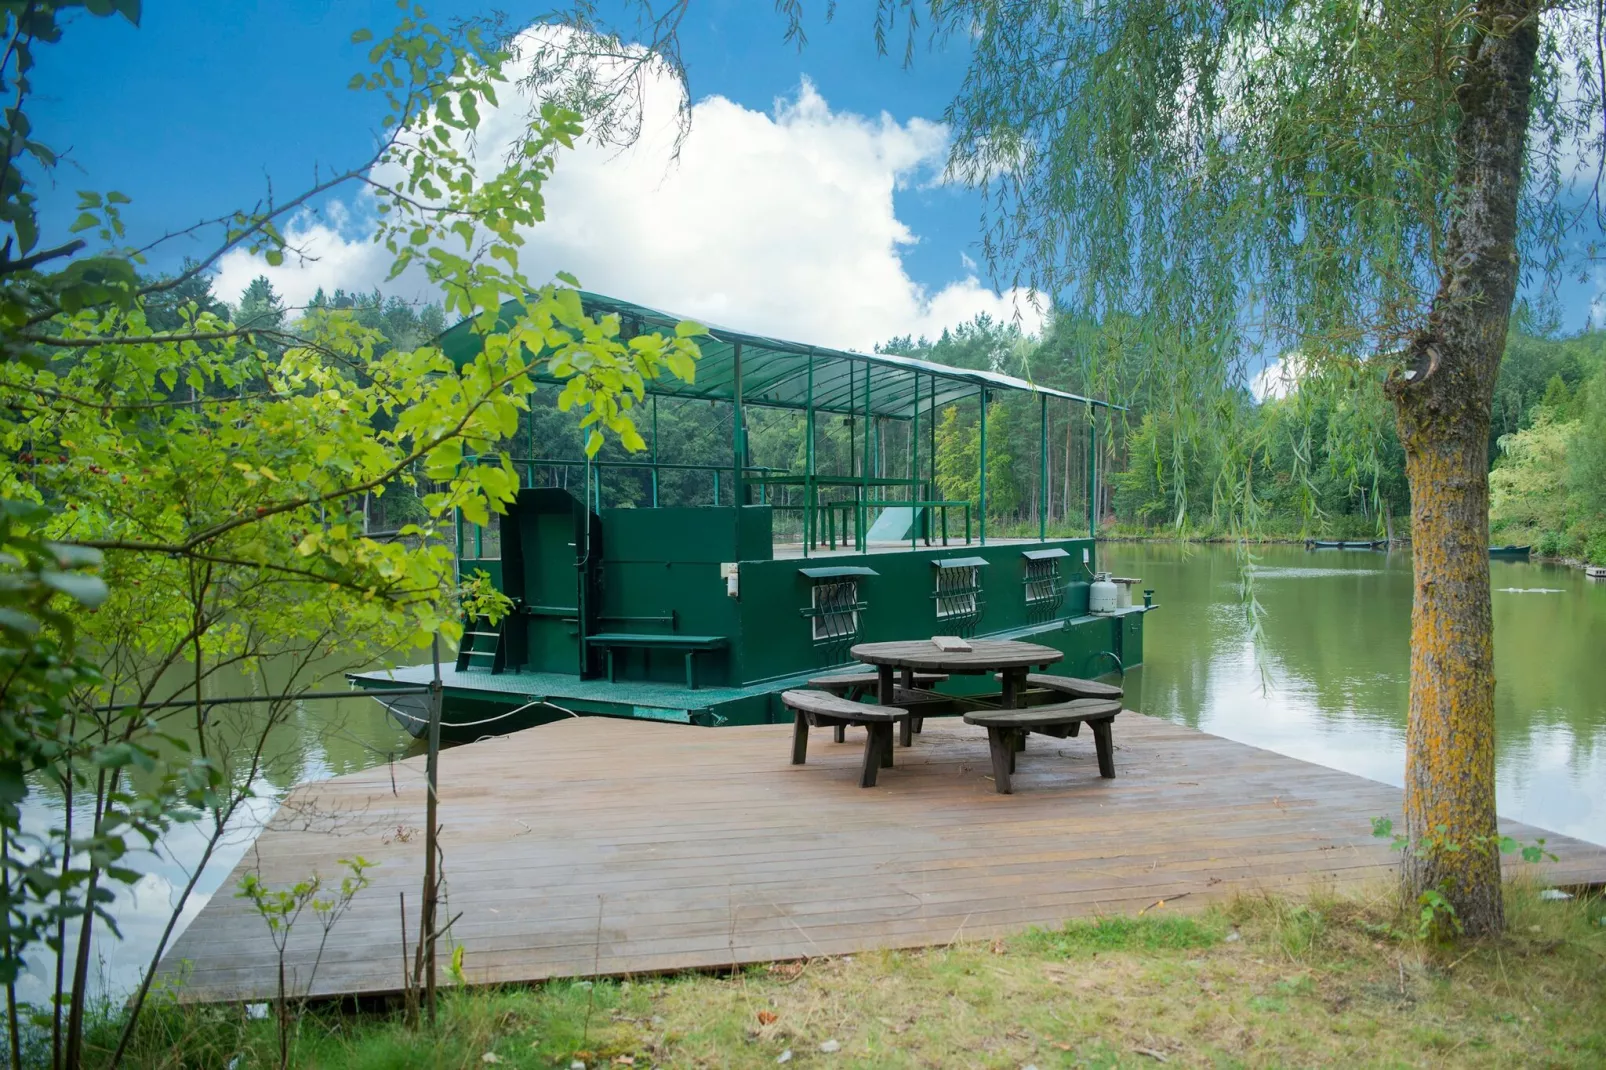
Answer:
[1109, 328, 1606, 559]
[207, 273, 1606, 563]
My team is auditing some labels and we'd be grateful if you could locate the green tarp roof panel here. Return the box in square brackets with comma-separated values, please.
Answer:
[797, 566, 880, 578]
[437, 291, 1120, 420]
[1021, 548, 1071, 560]
[932, 556, 990, 568]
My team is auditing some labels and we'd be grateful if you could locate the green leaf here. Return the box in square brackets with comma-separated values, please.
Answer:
[0, 607, 40, 635]
[351, 28, 374, 43]
[0, 761, 26, 805]
[38, 570, 108, 608]
[68, 212, 99, 234]
[13, 212, 36, 256]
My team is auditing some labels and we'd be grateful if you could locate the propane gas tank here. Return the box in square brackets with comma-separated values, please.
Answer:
[1088, 572, 1119, 614]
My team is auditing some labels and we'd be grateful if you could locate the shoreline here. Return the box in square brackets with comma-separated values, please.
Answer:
[1098, 532, 1602, 572]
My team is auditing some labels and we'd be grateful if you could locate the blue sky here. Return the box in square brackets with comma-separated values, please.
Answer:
[29, 1, 1606, 350]
[34, 1, 1015, 349]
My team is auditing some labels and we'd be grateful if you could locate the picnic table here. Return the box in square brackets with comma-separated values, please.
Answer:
[848, 638, 1064, 712]
[841, 636, 1130, 787]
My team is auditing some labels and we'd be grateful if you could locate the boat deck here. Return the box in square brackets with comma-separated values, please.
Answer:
[162, 713, 1606, 1003]
[350, 661, 800, 709]
[771, 536, 1050, 560]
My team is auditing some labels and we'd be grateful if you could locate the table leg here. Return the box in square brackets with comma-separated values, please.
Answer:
[986, 727, 1013, 794]
[1004, 669, 1028, 752]
[859, 728, 881, 788]
[1091, 717, 1116, 778]
[1001, 668, 1023, 708]
[876, 664, 895, 704]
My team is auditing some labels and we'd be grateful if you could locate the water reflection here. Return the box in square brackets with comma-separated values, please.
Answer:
[21, 672, 417, 1005]
[1106, 542, 1605, 847]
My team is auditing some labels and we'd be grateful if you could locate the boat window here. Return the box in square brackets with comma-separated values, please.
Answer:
[1024, 557, 1063, 617]
[935, 565, 981, 621]
[810, 579, 861, 643]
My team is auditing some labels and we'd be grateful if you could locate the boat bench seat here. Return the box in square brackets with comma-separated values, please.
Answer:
[963, 699, 1124, 794]
[586, 633, 728, 689]
[783, 689, 910, 789]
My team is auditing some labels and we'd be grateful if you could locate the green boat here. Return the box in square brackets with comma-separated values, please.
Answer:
[350, 293, 1155, 737]
[1489, 544, 1532, 559]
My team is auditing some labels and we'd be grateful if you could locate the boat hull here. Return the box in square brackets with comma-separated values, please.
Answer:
[353, 606, 1152, 740]
[1306, 539, 1387, 550]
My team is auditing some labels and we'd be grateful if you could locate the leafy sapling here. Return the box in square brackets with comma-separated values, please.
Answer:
[237, 856, 375, 1070]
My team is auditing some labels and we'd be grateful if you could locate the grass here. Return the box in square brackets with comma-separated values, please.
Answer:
[83, 881, 1606, 1069]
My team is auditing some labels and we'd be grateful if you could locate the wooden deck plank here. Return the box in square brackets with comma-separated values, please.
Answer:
[160, 713, 1606, 1002]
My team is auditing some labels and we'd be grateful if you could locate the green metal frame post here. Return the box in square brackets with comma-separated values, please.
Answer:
[978, 389, 988, 546]
[650, 394, 660, 507]
[732, 342, 746, 509]
[861, 361, 872, 551]
[804, 350, 816, 555]
[454, 507, 463, 578]
[929, 373, 937, 544]
[910, 373, 920, 550]
[1038, 392, 1048, 542]
[848, 361, 856, 540]
[1087, 402, 1097, 538]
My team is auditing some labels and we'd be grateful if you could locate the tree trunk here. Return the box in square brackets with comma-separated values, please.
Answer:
[1387, 2, 1539, 937]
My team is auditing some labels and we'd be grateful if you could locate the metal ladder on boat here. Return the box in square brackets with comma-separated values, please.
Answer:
[455, 616, 507, 674]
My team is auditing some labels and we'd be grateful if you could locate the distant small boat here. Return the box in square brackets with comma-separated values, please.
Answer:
[1306, 538, 1387, 550]
[1489, 545, 1532, 559]
[1586, 565, 1606, 580]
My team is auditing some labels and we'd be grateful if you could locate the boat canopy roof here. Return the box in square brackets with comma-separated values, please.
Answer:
[440, 291, 1118, 420]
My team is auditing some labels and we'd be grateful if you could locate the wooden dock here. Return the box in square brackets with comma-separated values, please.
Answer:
[162, 713, 1606, 1002]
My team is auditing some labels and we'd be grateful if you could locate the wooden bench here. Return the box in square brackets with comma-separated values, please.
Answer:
[997, 672, 1123, 701]
[806, 670, 949, 699]
[586, 633, 728, 689]
[806, 671, 949, 744]
[963, 699, 1123, 794]
[783, 690, 910, 789]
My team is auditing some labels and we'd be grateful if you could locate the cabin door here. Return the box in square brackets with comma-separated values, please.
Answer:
[502, 488, 601, 677]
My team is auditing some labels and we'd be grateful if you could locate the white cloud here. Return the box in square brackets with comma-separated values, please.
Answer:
[1251, 351, 1305, 401]
[215, 34, 1040, 350]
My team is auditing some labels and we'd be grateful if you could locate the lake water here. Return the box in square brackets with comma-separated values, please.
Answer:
[23, 540, 1606, 1002]
[1102, 542, 1605, 849]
